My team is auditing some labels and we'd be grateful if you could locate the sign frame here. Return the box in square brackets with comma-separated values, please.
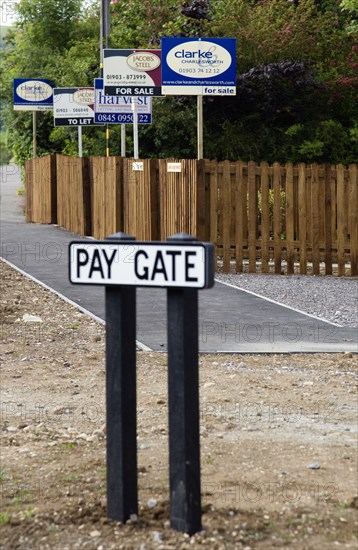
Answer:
[161, 37, 236, 96]
[69, 240, 214, 289]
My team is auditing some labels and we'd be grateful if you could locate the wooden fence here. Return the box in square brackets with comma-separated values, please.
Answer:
[25, 154, 357, 276]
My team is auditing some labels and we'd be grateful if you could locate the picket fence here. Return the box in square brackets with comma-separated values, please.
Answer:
[25, 154, 357, 276]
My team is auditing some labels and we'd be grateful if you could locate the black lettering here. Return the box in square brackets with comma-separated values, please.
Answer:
[152, 251, 168, 281]
[102, 248, 117, 278]
[89, 250, 105, 278]
[77, 248, 89, 278]
[185, 251, 198, 282]
[134, 250, 149, 280]
[166, 250, 181, 281]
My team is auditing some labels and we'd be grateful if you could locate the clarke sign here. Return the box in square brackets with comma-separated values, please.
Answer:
[13, 78, 54, 111]
[69, 241, 214, 289]
[161, 37, 236, 96]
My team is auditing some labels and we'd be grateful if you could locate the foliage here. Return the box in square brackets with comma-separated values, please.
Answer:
[0, 0, 356, 166]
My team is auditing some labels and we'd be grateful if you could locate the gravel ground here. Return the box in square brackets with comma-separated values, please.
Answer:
[216, 273, 358, 328]
[1, 261, 358, 550]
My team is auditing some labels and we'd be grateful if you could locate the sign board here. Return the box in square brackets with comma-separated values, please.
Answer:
[53, 88, 98, 126]
[69, 241, 214, 289]
[13, 78, 54, 111]
[103, 49, 162, 97]
[167, 162, 182, 173]
[161, 37, 236, 96]
[94, 79, 152, 124]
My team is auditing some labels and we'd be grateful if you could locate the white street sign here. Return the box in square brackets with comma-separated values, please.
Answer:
[69, 241, 214, 289]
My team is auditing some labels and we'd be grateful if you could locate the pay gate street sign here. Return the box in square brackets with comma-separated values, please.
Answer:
[69, 241, 214, 289]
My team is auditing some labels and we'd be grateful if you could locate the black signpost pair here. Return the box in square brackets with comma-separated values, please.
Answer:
[70, 232, 214, 535]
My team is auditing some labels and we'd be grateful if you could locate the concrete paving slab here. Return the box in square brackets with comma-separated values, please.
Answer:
[1, 164, 357, 353]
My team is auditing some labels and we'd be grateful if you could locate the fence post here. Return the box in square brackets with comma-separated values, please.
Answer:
[166, 233, 202, 535]
[105, 231, 138, 522]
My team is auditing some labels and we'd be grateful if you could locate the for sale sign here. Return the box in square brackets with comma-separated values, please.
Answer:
[161, 37, 236, 96]
[14, 78, 54, 111]
[103, 49, 162, 97]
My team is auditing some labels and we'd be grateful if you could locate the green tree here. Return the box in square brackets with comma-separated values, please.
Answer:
[1, 0, 356, 165]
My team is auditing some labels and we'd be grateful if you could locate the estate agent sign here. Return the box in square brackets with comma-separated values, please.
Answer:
[53, 88, 97, 126]
[13, 78, 54, 110]
[161, 37, 236, 96]
[103, 49, 162, 97]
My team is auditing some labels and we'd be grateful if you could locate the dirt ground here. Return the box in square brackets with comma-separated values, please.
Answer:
[0, 259, 357, 550]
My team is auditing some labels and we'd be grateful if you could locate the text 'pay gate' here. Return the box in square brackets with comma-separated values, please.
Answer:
[69, 232, 214, 535]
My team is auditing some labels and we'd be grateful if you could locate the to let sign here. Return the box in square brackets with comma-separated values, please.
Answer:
[69, 241, 214, 289]
[53, 88, 97, 126]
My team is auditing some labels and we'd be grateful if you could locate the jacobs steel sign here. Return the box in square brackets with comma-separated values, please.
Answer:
[13, 78, 54, 111]
[161, 37, 236, 96]
[103, 49, 162, 97]
[69, 241, 214, 289]
[53, 88, 97, 126]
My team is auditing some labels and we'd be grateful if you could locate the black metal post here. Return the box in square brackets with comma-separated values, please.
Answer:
[105, 232, 137, 521]
[167, 234, 202, 535]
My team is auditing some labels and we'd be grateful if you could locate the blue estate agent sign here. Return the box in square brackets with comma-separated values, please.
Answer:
[94, 79, 152, 124]
[13, 78, 54, 111]
[161, 37, 236, 96]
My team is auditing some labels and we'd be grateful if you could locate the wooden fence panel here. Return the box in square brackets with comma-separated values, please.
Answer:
[208, 161, 218, 269]
[349, 165, 357, 276]
[260, 162, 270, 273]
[285, 162, 294, 274]
[25, 155, 57, 224]
[221, 160, 232, 272]
[311, 164, 320, 275]
[298, 163, 307, 274]
[273, 163, 282, 274]
[248, 161, 257, 273]
[123, 158, 158, 240]
[25, 159, 34, 223]
[24, 154, 357, 276]
[324, 165, 333, 275]
[91, 156, 122, 240]
[158, 159, 205, 240]
[56, 154, 90, 236]
[235, 161, 245, 272]
[336, 165, 346, 276]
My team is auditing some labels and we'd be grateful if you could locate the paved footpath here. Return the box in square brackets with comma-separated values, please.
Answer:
[1, 164, 357, 353]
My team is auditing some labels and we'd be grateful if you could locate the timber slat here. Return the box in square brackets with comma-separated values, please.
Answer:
[25, 155, 357, 276]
